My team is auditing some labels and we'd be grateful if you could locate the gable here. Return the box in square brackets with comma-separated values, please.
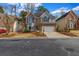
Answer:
[69, 11, 78, 20]
[40, 11, 49, 18]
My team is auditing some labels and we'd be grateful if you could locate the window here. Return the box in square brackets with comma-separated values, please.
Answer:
[69, 20, 74, 29]
[43, 16, 49, 22]
[27, 15, 35, 28]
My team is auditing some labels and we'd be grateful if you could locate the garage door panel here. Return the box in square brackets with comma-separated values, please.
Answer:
[42, 26, 55, 32]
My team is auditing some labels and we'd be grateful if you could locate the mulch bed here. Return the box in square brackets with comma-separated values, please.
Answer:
[31, 32, 46, 37]
[0, 32, 46, 38]
[18, 32, 46, 37]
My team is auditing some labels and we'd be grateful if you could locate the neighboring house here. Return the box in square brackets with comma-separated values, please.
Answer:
[0, 13, 18, 32]
[0, 13, 6, 30]
[56, 10, 78, 32]
[76, 18, 79, 30]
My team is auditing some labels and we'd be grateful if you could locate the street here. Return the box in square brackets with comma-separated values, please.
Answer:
[0, 38, 78, 56]
[54, 38, 79, 56]
[0, 38, 67, 56]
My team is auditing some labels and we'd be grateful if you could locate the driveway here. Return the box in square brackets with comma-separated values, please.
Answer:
[44, 32, 71, 38]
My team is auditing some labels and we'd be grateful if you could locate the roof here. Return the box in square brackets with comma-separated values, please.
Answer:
[0, 13, 19, 27]
[49, 14, 56, 19]
[25, 11, 56, 22]
[26, 12, 41, 19]
[0, 13, 19, 20]
[34, 10, 48, 17]
[56, 10, 78, 21]
[56, 11, 69, 21]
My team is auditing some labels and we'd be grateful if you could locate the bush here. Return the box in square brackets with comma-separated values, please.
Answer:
[0, 29, 7, 34]
[23, 27, 30, 33]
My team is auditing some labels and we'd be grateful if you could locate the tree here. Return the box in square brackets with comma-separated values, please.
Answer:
[11, 5, 17, 16]
[35, 6, 48, 17]
[19, 11, 28, 32]
[20, 11, 27, 20]
[0, 6, 4, 13]
[5, 15, 10, 34]
[26, 3, 35, 13]
[37, 6, 48, 13]
[2, 14, 10, 35]
[0, 7, 10, 35]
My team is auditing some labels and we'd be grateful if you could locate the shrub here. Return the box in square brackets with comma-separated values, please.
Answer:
[23, 27, 30, 33]
[0, 29, 7, 34]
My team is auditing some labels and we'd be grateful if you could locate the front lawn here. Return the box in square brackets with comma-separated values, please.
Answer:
[70, 30, 79, 37]
[0, 32, 46, 38]
[60, 32, 77, 37]
[60, 30, 79, 37]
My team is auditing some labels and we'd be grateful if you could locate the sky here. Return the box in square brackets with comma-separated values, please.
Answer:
[0, 3, 79, 17]
[43, 3, 79, 16]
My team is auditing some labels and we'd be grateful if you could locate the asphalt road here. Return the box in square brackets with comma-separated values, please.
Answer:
[0, 38, 78, 56]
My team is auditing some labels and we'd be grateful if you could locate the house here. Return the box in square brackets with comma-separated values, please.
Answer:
[39, 11, 56, 32]
[25, 10, 56, 32]
[56, 10, 78, 32]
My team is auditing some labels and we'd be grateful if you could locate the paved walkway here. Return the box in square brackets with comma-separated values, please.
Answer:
[44, 32, 71, 38]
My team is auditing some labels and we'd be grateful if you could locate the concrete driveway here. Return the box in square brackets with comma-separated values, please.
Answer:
[44, 32, 71, 38]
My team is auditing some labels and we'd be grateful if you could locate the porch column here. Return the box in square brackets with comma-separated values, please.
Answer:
[13, 20, 19, 32]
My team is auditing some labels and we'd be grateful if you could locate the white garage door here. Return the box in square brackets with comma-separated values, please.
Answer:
[42, 26, 55, 32]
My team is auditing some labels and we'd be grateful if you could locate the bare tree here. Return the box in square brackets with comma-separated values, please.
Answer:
[2, 14, 10, 35]
[12, 5, 17, 16]
[25, 3, 35, 13]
